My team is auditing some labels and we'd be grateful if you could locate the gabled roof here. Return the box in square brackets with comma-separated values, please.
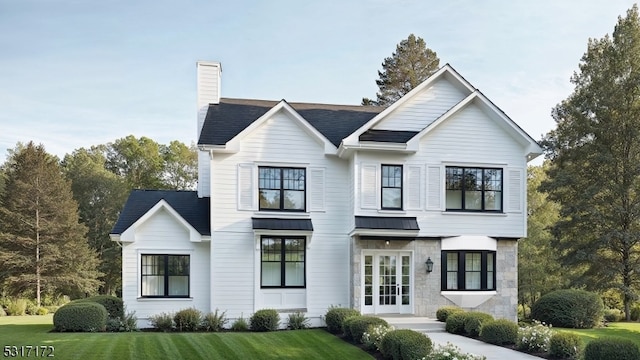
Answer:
[111, 190, 210, 236]
[198, 98, 382, 148]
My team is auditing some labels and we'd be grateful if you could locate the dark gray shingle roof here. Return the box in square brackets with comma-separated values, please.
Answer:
[359, 129, 419, 143]
[252, 217, 313, 231]
[111, 190, 210, 235]
[198, 98, 383, 147]
[355, 216, 420, 230]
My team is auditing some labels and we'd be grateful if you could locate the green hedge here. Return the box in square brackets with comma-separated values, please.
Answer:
[174, 307, 202, 332]
[531, 289, 603, 328]
[445, 312, 466, 334]
[549, 332, 581, 359]
[436, 306, 463, 322]
[479, 319, 518, 345]
[74, 295, 124, 319]
[583, 337, 640, 360]
[250, 309, 280, 332]
[462, 311, 494, 337]
[53, 302, 107, 332]
[380, 329, 432, 360]
[325, 307, 360, 334]
[345, 316, 388, 344]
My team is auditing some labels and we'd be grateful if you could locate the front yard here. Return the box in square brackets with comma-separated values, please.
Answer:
[557, 322, 640, 348]
[0, 315, 373, 360]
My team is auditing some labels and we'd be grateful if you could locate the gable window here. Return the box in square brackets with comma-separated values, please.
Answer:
[261, 236, 305, 288]
[381, 165, 403, 210]
[259, 167, 306, 211]
[445, 167, 502, 211]
[141, 254, 189, 297]
[441, 251, 495, 291]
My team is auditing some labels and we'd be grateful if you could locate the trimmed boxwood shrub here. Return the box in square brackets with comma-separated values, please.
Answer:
[479, 319, 518, 345]
[346, 316, 389, 344]
[462, 311, 494, 337]
[380, 329, 432, 360]
[250, 309, 280, 332]
[445, 311, 466, 334]
[174, 307, 202, 332]
[531, 289, 603, 328]
[53, 302, 108, 332]
[549, 332, 581, 359]
[436, 306, 463, 322]
[342, 315, 360, 340]
[325, 307, 360, 334]
[74, 295, 124, 319]
[583, 337, 640, 360]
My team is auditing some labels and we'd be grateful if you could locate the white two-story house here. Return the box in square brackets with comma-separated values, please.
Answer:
[110, 61, 542, 327]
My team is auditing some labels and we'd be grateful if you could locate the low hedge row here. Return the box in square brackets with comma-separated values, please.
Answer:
[73, 295, 124, 320]
[325, 307, 360, 334]
[53, 302, 108, 332]
[380, 329, 432, 360]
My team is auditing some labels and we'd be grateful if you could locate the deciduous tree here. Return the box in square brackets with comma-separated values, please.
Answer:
[362, 34, 440, 106]
[542, 5, 640, 320]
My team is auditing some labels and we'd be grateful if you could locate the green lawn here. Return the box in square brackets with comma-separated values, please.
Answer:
[0, 315, 373, 360]
[557, 322, 640, 347]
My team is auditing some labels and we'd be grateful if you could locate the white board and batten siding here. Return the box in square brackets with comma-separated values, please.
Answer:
[208, 109, 351, 324]
[121, 208, 210, 327]
[372, 78, 467, 132]
[354, 101, 529, 238]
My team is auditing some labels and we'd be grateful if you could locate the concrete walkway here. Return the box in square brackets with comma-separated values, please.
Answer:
[380, 316, 543, 360]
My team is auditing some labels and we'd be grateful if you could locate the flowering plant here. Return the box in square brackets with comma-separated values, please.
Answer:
[517, 320, 554, 352]
[421, 342, 486, 360]
[361, 324, 394, 351]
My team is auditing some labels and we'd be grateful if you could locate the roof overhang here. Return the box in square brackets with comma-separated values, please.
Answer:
[110, 199, 205, 243]
[350, 216, 420, 237]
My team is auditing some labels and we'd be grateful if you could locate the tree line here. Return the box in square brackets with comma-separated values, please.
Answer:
[0, 136, 197, 306]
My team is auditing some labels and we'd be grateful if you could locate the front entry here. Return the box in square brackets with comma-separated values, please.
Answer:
[362, 251, 412, 314]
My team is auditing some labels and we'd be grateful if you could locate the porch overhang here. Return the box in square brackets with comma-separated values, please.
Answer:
[350, 216, 420, 238]
[252, 217, 313, 231]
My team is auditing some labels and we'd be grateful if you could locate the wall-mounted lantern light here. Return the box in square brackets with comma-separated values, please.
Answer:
[425, 257, 434, 273]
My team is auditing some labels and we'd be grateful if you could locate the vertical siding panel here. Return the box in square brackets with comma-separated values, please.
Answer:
[426, 165, 442, 210]
[360, 164, 378, 209]
[237, 164, 255, 211]
[406, 165, 422, 210]
[309, 167, 325, 212]
[506, 168, 524, 213]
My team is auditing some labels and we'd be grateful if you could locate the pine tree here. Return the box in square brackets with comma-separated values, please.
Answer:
[0, 142, 102, 306]
[542, 5, 640, 320]
[362, 34, 440, 106]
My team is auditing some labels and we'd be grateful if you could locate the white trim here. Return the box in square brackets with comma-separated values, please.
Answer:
[119, 200, 203, 243]
[441, 236, 497, 251]
[361, 250, 414, 315]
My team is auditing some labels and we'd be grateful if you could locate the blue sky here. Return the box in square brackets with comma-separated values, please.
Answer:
[0, 0, 637, 161]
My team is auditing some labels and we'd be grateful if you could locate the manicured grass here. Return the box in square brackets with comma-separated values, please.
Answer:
[0, 315, 373, 360]
[557, 322, 640, 347]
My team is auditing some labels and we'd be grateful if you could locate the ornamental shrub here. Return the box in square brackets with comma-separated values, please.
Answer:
[148, 312, 174, 332]
[35, 307, 49, 316]
[174, 307, 202, 332]
[380, 329, 432, 360]
[75, 295, 124, 320]
[517, 320, 554, 353]
[342, 315, 360, 341]
[479, 319, 518, 345]
[324, 307, 360, 334]
[53, 302, 108, 332]
[362, 324, 394, 351]
[230, 315, 249, 332]
[603, 308, 623, 322]
[250, 309, 280, 332]
[6, 298, 27, 316]
[445, 312, 466, 334]
[430, 342, 488, 360]
[583, 337, 640, 360]
[549, 332, 581, 359]
[201, 309, 228, 332]
[347, 316, 388, 344]
[286, 311, 310, 330]
[436, 306, 464, 322]
[462, 311, 494, 337]
[531, 289, 603, 328]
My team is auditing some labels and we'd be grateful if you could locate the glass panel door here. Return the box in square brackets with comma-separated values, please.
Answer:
[378, 255, 397, 306]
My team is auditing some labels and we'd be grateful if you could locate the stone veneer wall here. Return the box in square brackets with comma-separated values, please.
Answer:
[350, 238, 518, 321]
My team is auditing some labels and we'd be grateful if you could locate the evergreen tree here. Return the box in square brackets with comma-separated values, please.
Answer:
[362, 34, 440, 106]
[0, 142, 101, 305]
[542, 5, 640, 320]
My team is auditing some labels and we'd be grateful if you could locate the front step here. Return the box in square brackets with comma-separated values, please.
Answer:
[378, 316, 446, 333]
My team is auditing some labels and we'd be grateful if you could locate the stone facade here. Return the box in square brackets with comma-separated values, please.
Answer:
[350, 238, 518, 321]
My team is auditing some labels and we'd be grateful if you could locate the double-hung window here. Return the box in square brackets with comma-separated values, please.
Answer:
[381, 165, 403, 210]
[261, 236, 306, 288]
[441, 251, 495, 291]
[445, 167, 502, 211]
[141, 254, 190, 297]
[259, 167, 306, 211]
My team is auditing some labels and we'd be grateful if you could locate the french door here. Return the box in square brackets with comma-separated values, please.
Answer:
[362, 251, 412, 314]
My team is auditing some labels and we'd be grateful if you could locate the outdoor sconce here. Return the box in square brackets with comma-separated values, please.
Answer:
[425, 257, 434, 273]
